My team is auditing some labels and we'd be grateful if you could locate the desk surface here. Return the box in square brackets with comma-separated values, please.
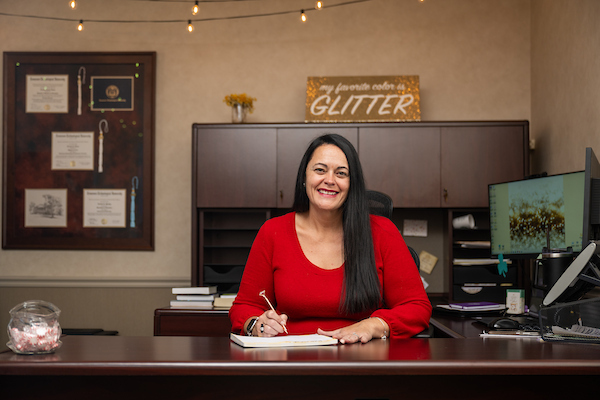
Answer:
[2, 335, 600, 376]
[2, 335, 599, 399]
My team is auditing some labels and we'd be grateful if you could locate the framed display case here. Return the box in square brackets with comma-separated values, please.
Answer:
[2, 52, 155, 250]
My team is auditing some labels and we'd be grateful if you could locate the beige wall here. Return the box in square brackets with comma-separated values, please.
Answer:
[531, 0, 600, 175]
[0, 0, 537, 340]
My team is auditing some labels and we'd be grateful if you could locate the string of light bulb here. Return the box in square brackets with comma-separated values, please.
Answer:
[0, 0, 387, 33]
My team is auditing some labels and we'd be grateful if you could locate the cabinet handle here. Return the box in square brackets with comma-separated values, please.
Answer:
[443, 188, 448, 202]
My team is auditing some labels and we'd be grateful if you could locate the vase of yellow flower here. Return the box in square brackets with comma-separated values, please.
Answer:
[231, 103, 246, 123]
[224, 93, 256, 123]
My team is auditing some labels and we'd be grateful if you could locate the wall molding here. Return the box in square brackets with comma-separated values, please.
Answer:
[0, 276, 190, 288]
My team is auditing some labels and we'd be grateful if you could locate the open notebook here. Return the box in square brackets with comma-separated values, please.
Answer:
[230, 333, 338, 348]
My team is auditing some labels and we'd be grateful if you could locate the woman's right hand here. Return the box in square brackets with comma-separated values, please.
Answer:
[254, 310, 288, 337]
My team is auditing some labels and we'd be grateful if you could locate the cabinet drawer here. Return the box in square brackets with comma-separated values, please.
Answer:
[453, 265, 516, 285]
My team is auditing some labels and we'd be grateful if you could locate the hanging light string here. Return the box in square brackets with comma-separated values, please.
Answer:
[0, 0, 373, 27]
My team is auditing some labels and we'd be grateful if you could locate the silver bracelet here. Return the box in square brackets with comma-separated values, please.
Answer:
[373, 317, 388, 340]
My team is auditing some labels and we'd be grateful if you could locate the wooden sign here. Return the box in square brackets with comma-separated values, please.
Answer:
[305, 76, 420, 123]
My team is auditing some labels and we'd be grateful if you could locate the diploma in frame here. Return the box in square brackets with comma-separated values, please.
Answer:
[51, 132, 95, 171]
[83, 189, 127, 228]
[26, 74, 69, 113]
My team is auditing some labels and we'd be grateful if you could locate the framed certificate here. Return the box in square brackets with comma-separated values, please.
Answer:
[90, 76, 134, 111]
[83, 189, 127, 228]
[2, 52, 155, 250]
[26, 74, 69, 113]
[51, 132, 95, 170]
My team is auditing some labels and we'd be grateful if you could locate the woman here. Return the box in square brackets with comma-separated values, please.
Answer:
[229, 134, 431, 343]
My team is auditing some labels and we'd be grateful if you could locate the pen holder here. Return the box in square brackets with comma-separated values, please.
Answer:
[7, 300, 62, 354]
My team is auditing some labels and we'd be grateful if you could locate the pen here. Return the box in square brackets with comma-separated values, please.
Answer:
[259, 290, 288, 334]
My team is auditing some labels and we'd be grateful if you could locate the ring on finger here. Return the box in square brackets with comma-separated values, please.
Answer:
[352, 332, 359, 339]
[260, 324, 265, 333]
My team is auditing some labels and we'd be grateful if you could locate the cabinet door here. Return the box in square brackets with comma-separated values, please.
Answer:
[441, 126, 526, 208]
[359, 127, 441, 208]
[195, 127, 277, 208]
[276, 128, 358, 208]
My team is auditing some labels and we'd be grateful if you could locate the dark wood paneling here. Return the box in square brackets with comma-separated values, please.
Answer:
[441, 125, 527, 207]
[359, 126, 441, 207]
[195, 127, 277, 208]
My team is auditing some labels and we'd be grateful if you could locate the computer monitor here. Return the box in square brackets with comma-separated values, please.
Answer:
[489, 171, 585, 259]
[583, 147, 600, 245]
[541, 147, 600, 305]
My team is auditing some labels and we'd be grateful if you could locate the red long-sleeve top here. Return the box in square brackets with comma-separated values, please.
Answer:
[229, 212, 432, 338]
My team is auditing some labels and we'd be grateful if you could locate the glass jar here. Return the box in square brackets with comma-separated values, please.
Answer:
[7, 300, 62, 354]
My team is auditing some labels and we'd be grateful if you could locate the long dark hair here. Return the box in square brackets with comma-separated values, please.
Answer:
[292, 134, 381, 315]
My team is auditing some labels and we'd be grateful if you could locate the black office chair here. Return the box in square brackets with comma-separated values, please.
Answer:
[366, 190, 420, 270]
[366, 190, 433, 338]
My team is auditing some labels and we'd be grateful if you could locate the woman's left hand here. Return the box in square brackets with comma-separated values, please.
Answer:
[317, 317, 384, 344]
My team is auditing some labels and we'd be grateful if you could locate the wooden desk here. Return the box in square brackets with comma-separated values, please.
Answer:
[1, 335, 599, 399]
[430, 312, 490, 338]
[154, 306, 486, 338]
[154, 306, 231, 336]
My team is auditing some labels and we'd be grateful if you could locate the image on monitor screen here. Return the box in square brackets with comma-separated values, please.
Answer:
[490, 171, 585, 258]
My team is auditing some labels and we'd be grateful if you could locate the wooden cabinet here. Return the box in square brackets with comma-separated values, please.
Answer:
[359, 122, 529, 208]
[194, 127, 277, 208]
[192, 122, 529, 292]
[440, 124, 527, 208]
[154, 307, 230, 337]
[359, 126, 441, 208]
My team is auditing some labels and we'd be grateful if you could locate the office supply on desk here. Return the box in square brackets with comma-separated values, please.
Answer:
[448, 301, 505, 310]
[230, 333, 337, 348]
[506, 288, 525, 314]
[434, 304, 506, 317]
[213, 296, 235, 309]
[480, 330, 541, 339]
[259, 289, 288, 334]
[169, 300, 214, 308]
[539, 297, 600, 344]
[172, 286, 217, 295]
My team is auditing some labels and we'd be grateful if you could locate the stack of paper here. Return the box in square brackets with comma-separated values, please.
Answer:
[437, 301, 506, 312]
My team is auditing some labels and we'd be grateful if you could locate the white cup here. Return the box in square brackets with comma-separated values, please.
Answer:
[452, 214, 475, 229]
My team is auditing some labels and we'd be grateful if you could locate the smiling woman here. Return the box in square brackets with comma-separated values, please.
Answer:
[304, 144, 350, 214]
[229, 134, 432, 343]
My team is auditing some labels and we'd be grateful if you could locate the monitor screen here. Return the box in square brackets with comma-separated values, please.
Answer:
[583, 147, 600, 244]
[489, 171, 585, 258]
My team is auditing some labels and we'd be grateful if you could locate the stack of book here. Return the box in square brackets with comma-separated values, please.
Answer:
[213, 293, 237, 309]
[169, 286, 238, 309]
[170, 286, 218, 308]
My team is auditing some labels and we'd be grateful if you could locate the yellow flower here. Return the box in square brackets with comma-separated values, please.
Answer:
[223, 93, 257, 113]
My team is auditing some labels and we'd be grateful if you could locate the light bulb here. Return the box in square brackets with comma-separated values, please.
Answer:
[301, 10, 307, 22]
[187, 20, 194, 33]
[77, 20, 84, 31]
[69, 1, 77, 10]
[315, 1, 323, 10]
[192, 1, 199, 16]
